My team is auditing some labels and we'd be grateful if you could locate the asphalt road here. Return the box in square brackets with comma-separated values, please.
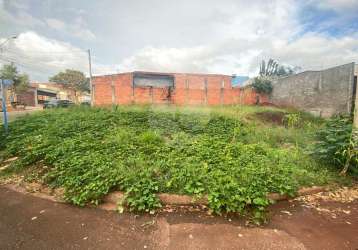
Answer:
[0, 186, 357, 250]
[0, 109, 42, 123]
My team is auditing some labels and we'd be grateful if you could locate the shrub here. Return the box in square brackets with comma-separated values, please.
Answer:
[313, 115, 357, 175]
[0, 107, 341, 216]
[252, 77, 273, 95]
[283, 113, 301, 128]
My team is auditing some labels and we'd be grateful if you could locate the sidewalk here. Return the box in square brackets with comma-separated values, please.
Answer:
[0, 186, 357, 249]
[0, 107, 42, 122]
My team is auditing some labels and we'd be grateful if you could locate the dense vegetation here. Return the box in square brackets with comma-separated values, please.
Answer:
[312, 115, 357, 176]
[252, 77, 273, 95]
[0, 106, 347, 218]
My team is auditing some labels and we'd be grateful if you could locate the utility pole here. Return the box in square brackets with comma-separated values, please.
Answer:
[0, 36, 16, 134]
[354, 87, 358, 128]
[87, 49, 94, 106]
[1, 79, 9, 134]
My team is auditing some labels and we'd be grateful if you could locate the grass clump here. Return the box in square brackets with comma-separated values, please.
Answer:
[0, 105, 345, 216]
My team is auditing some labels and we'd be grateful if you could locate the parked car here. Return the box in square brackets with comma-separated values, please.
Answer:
[80, 100, 91, 106]
[43, 99, 75, 109]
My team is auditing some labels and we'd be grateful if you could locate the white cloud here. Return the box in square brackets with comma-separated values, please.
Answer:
[1, 0, 357, 80]
[115, 0, 358, 76]
[73, 29, 96, 41]
[71, 17, 96, 41]
[46, 17, 96, 41]
[1, 1, 95, 42]
[118, 32, 358, 76]
[44, 17, 95, 41]
[310, 0, 358, 11]
[45, 18, 66, 31]
[0, 31, 112, 80]
[0, 9, 46, 28]
[117, 0, 303, 76]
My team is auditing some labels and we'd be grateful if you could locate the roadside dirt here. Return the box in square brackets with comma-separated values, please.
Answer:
[254, 111, 286, 125]
[0, 185, 357, 249]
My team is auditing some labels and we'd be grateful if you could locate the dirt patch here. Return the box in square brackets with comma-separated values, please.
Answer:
[268, 199, 358, 250]
[294, 185, 358, 217]
[158, 193, 208, 205]
[259, 102, 278, 107]
[254, 111, 286, 125]
[1, 185, 357, 249]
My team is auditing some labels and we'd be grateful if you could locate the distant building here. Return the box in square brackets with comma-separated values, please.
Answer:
[270, 62, 357, 117]
[15, 82, 89, 107]
[231, 75, 249, 87]
[92, 71, 267, 106]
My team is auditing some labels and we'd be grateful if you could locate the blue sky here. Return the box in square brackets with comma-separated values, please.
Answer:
[0, 0, 357, 81]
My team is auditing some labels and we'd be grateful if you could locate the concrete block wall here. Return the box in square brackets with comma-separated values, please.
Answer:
[93, 72, 263, 106]
[270, 63, 356, 117]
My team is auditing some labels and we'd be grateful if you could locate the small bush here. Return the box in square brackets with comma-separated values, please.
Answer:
[0, 106, 343, 216]
[283, 113, 301, 128]
[313, 115, 357, 175]
[252, 77, 273, 95]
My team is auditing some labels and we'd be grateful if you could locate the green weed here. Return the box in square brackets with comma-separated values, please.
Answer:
[0, 106, 347, 216]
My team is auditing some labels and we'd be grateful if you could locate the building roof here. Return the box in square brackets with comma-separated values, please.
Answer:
[93, 71, 233, 78]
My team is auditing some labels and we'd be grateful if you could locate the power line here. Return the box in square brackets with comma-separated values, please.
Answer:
[2, 47, 87, 54]
[3, 50, 86, 61]
[2, 49, 92, 70]
[0, 54, 93, 80]
[4, 49, 87, 56]
[0, 56, 60, 75]
[1, 55, 61, 69]
[1, 54, 86, 70]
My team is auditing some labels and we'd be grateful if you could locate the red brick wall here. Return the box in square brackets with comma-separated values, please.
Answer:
[93, 72, 265, 106]
[16, 88, 36, 106]
[240, 87, 269, 105]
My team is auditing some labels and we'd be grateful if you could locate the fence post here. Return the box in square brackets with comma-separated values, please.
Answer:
[150, 86, 153, 104]
[185, 78, 189, 105]
[220, 78, 224, 105]
[111, 75, 116, 105]
[204, 78, 208, 105]
[131, 73, 135, 104]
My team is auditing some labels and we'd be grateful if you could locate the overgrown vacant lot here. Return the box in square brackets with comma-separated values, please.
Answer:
[0, 106, 347, 217]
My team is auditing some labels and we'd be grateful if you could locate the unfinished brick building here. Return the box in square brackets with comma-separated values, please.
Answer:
[93, 71, 266, 106]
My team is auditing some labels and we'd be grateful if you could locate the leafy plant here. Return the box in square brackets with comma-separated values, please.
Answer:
[259, 59, 279, 77]
[259, 59, 296, 77]
[283, 113, 301, 128]
[0, 63, 29, 94]
[0, 106, 344, 216]
[252, 77, 273, 95]
[313, 115, 357, 175]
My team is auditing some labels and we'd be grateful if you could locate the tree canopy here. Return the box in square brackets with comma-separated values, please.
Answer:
[252, 77, 273, 95]
[0, 63, 29, 93]
[259, 59, 296, 77]
[49, 69, 89, 93]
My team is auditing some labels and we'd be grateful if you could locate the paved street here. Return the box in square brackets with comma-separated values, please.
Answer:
[0, 186, 357, 249]
[0, 108, 42, 123]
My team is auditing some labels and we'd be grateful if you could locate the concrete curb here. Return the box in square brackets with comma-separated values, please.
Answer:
[3, 183, 327, 211]
[100, 186, 327, 210]
[4, 184, 65, 203]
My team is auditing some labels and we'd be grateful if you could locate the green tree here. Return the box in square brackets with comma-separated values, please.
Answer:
[49, 69, 89, 93]
[276, 65, 294, 76]
[0, 63, 29, 94]
[259, 59, 295, 77]
[259, 59, 278, 77]
[252, 77, 273, 95]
